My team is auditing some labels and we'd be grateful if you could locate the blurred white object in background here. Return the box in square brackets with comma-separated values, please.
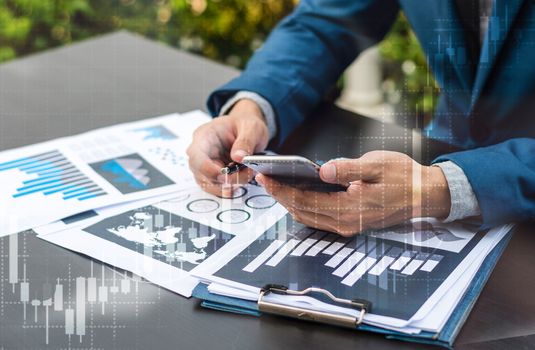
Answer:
[336, 46, 395, 123]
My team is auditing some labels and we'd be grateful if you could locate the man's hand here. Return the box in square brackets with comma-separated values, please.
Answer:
[186, 99, 269, 197]
[256, 151, 451, 236]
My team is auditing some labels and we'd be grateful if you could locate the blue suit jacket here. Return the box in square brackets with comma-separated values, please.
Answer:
[207, 0, 535, 228]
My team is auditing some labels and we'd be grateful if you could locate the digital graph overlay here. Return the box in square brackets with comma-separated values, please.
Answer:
[3, 232, 154, 346]
[0, 150, 107, 201]
[214, 215, 482, 320]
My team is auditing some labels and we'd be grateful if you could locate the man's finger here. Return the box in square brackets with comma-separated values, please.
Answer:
[289, 209, 337, 233]
[194, 173, 240, 198]
[193, 174, 223, 196]
[288, 207, 335, 231]
[320, 158, 378, 185]
[188, 150, 224, 182]
[217, 168, 255, 198]
[289, 208, 360, 237]
[256, 174, 342, 213]
[217, 167, 255, 187]
[230, 121, 268, 162]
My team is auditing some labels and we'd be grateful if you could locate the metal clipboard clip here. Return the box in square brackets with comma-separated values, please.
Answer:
[258, 284, 372, 329]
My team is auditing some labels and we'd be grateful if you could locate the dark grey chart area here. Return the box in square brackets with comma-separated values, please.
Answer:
[214, 214, 483, 320]
[83, 205, 233, 272]
[90, 153, 174, 194]
[1, 231, 218, 349]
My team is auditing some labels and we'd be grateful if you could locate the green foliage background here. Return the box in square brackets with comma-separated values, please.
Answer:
[0, 0, 436, 116]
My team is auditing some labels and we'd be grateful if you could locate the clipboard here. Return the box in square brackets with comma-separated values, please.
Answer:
[257, 284, 371, 328]
[192, 230, 513, 349]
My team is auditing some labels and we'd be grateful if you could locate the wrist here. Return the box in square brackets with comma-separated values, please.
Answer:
[228, 99, 267, 126]
[420, 165, 451, 218]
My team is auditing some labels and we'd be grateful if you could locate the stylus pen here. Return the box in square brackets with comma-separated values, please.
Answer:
[220, 162, 247, 175]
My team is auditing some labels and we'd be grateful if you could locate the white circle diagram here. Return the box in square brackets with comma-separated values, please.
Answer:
[187, 199, 220, 213]
[216, 209, 251, 224]
[245, 195, 277, 209]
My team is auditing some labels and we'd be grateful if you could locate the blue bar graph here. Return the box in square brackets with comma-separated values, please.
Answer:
[63, 184, 99, 196]
[37, 165, 75, 177]
[20, 156, 65, 171]
[26, 161, 71, 174]
[72, 190, 107, 201]
[0, 150, 58, 168]
[23, 169, 79, 184]
[43, 179, 93, 195]
[0, 150, 107, 201]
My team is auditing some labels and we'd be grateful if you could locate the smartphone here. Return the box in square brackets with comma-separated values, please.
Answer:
[242, 155, 347, 192]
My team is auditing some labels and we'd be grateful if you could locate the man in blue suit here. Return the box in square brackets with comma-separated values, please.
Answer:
[187, 0, 535, 235]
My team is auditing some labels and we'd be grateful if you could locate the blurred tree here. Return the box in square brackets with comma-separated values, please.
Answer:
[166, 0, 296, 67]
[0, 1, 434, 116]
[0, 0, 99, 61]
[0, 0, 296, 68]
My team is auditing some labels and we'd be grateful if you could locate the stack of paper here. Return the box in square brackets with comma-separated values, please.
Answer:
[37, 183, 288, 296]
[0, 111, 210, 236]
[0, 109, 287, 297]
[1, 109, 513, 340]
[191, 217, 512, 334]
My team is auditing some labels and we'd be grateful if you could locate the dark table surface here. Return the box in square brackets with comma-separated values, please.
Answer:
[0, 31, 534, 350]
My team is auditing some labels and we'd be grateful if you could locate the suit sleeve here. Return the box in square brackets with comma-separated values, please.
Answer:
[207, 0, 399, 145]
[433, 138, 535, 227]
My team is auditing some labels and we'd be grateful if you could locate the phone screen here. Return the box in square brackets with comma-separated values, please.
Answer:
[243, 155, 346, 192]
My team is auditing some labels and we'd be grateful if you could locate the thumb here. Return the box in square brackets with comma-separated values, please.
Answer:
[320, 158, 378, 185]
[230, 123, 267, 162]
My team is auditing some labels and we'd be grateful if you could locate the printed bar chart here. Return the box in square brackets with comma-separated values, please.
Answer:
[265, 239, 301, 267]
[322, 241, 346, 256]
[243, 240, 286, 273]
[341, 243, 387, 287]
[214, 211, 482, 321]
[420, 254, 444, 272]
[390, 251, 417, 271]
[325, 247, 354, 268]
[240, 229, 448, 288]
[333, 237, 372, 278]
[305, 235, 335, 257]
[368, 247, 404, 276]
[402, 253, 430, 275]
[290, 231, 323, 256]
[1, 150, 107, 201]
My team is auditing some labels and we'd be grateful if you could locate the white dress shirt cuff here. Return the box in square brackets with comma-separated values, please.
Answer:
[433, 161, 481, 222]
[219, 91, 278, 140]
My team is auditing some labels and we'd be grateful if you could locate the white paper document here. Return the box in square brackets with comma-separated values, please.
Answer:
[0, 110, 210, 236]
[39, 182, 287, 297]
[191, 215, 513, 333]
